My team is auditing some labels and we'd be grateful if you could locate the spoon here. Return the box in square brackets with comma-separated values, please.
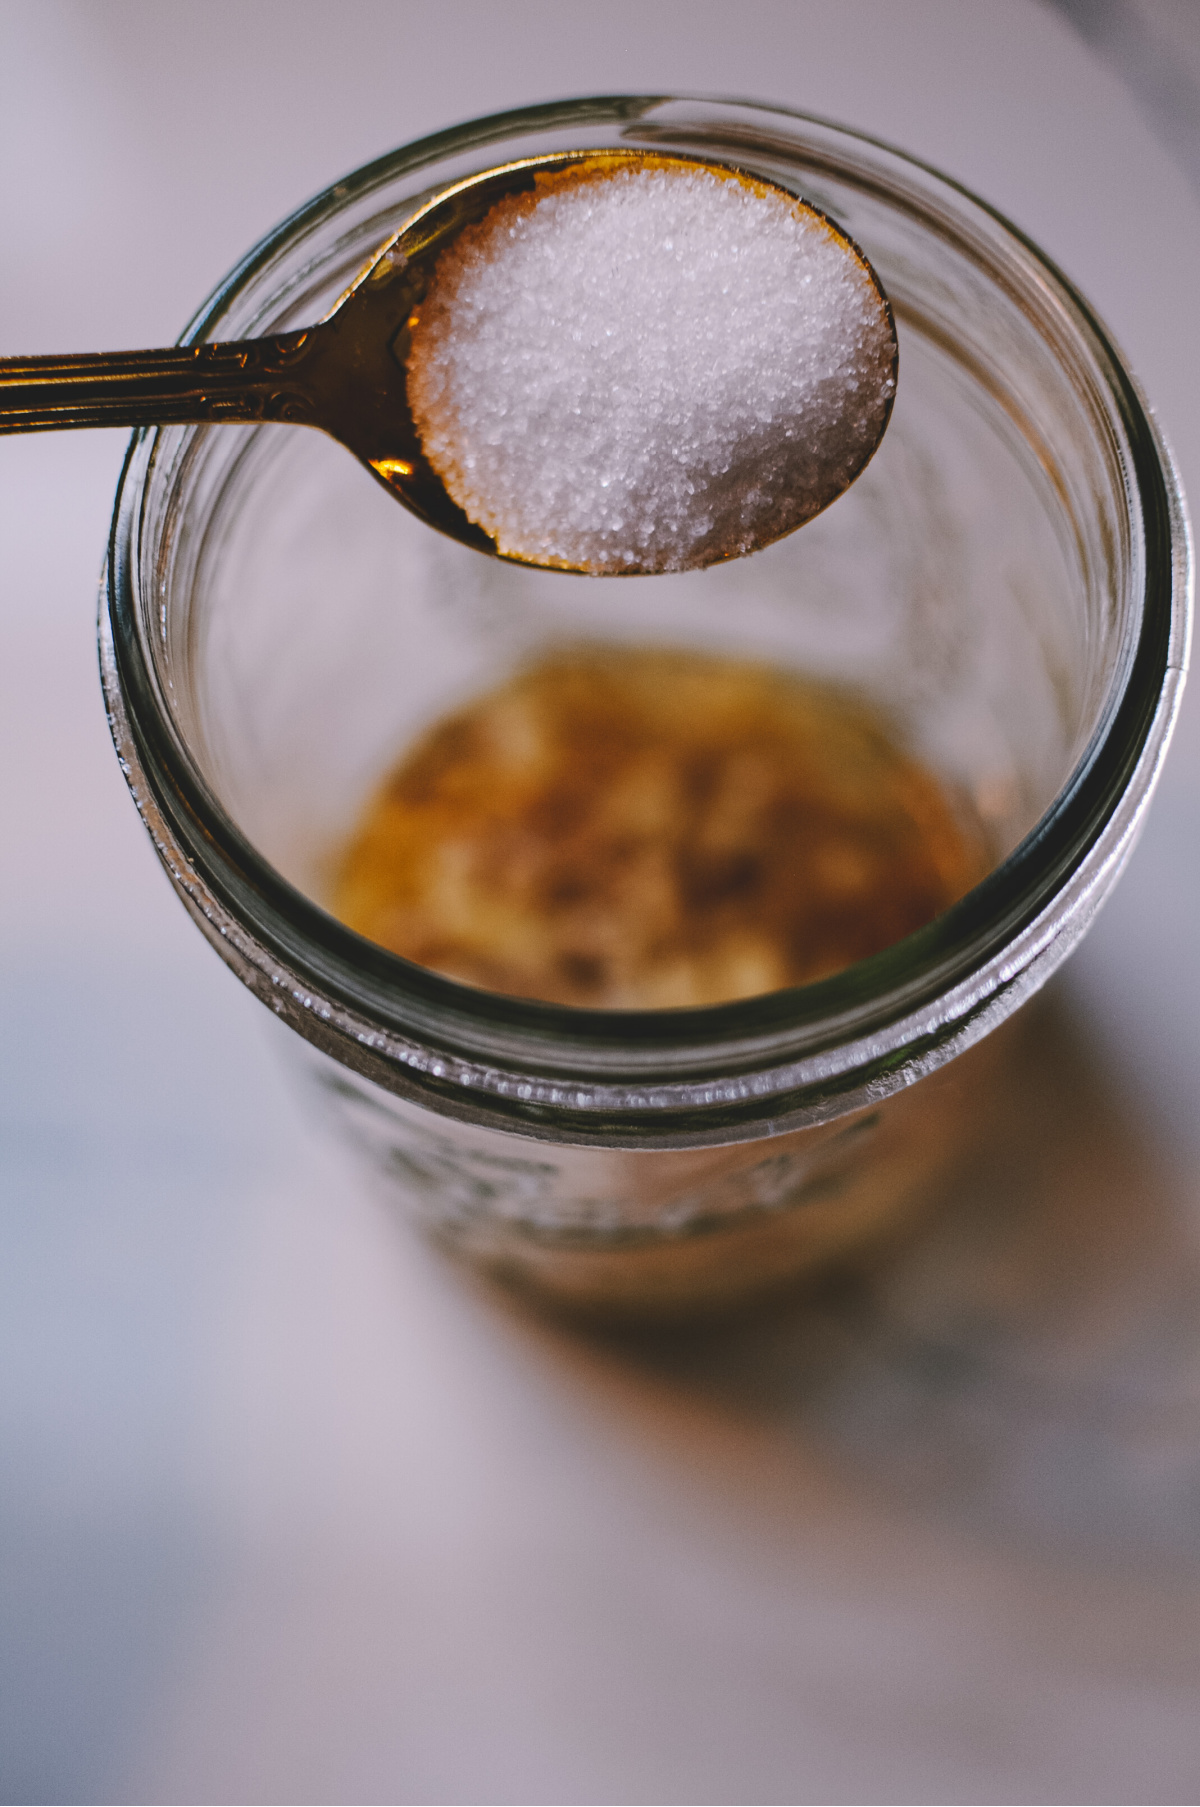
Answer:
[0, 149, 897, 575]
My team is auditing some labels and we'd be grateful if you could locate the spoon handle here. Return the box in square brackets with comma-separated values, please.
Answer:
[0, 333, 318, 432]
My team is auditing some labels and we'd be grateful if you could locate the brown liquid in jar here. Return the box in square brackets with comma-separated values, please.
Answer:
[333, 647, 988, 1009]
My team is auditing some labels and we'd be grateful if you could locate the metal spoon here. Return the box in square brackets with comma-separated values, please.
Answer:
[0, 149, 896, 574]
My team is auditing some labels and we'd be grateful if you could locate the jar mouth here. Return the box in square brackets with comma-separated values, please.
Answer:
[102, 95, 1190, 1142]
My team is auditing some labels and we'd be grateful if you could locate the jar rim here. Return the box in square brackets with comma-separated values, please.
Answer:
[101, 94, 1191, 1146]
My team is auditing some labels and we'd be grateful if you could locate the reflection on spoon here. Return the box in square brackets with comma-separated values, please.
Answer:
[0, 149, 897, 575]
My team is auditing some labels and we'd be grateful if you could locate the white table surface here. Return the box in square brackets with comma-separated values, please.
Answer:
[6, 2, 1200, 1801]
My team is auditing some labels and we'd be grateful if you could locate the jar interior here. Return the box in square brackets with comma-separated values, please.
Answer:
[138, 115, 1133, 985]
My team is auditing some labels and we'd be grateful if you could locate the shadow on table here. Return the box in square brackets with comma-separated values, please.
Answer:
[588, 988, 1200, 1560]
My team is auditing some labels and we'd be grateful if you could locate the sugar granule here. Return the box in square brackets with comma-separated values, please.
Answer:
[406, 162, 896, 575]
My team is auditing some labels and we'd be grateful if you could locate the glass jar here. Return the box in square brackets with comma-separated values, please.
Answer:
[99, 96, 1190, 1319]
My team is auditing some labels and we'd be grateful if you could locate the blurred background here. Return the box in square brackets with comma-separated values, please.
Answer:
[5, 2, 1200, 1801]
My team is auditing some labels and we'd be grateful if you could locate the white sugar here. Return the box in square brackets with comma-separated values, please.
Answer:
[407, 161, 895, 574]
